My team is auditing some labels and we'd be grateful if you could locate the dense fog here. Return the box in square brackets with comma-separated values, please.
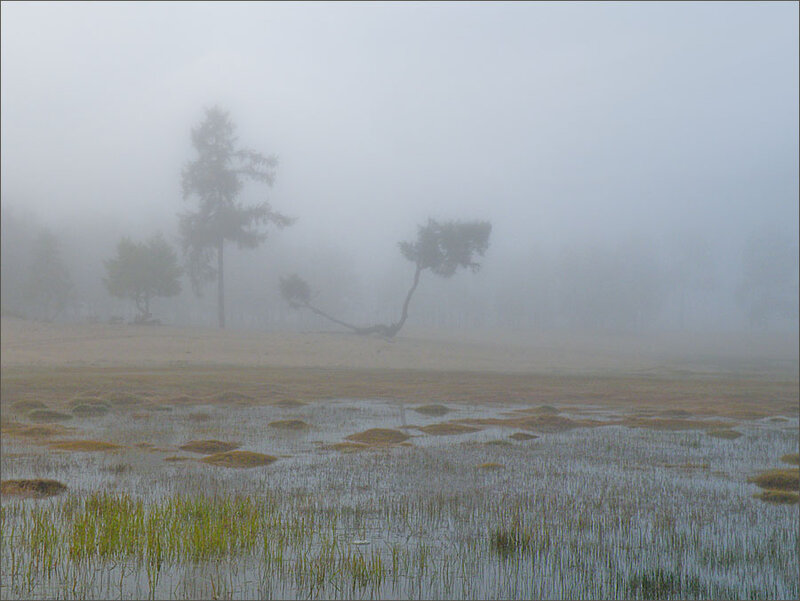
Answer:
[1, 2, 797, 335]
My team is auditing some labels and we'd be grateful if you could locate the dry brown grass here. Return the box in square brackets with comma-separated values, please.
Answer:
[509, 432, 538, 441]
[1, 478, 67, 498]
[706, 428, 742, 440]
[413, 404, 450, 416]
[345, 428, 410, 444]
[28, 409, 72, 423]
[418, 422, 481, 435]
[750, 468, 800, 492]
[268, 419, 309, 431]
[179, 440, 240, 454]
[200, 450, 277, 468]
[50, 440, 122, 452]
[781, 453, 799, 465]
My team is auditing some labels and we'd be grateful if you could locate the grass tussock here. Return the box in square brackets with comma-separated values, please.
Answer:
[164, 455, 192, 462]
[418, 423, 481, 436]
[749, 468, 799, 492]
[200, 450, 277, 468]
[478, 462, 505, 470]
[1, 478, 67, 498]
[780, 453, 799, 466]
[268, 419, 309, 431]
[272, 399, 307, 408]
[509, 432, 538, 441]
[50, 440, 122, 452]
[11, 400, 48, 412]
[412, 404, 450, 416]
[28, 409, 73, 423]
[754, 490, 799, 505]
[345, 428, 410, 445]
[706, 428, 742, 440]
[524, 405, 560, 415]
[179, 440, 240, 454]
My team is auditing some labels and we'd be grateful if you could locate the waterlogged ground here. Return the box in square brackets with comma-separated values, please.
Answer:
[1, 370, 798, 600]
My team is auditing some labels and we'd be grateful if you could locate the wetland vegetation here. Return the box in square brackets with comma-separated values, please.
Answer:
[2, 363, 798, 599]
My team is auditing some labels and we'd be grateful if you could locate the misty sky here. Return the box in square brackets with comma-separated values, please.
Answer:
[1, 1, 798, 270]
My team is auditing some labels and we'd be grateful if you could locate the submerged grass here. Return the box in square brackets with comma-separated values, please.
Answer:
[781, 453, 799, 466]
[268, 419, 309, 430]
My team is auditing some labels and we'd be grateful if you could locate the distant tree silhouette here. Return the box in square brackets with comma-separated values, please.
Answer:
[103, 234, 182, 323]
[24, 230, 74, 322]
[281, 218, 491, 338]
[180, 106, 294, 328]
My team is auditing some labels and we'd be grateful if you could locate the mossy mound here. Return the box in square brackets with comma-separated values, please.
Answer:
[659, 409, 693, 418]
[268, 419, 309, 431]
[104, 392, 145, 407]
[179, 440, 240, 455]
[2, 422, 68, 439]
[509, 432, 538, 441]
[328, 441, 370, 452]
[749, 468, 799, 492]
[71, 401, 110, 417]
[12, 400, 48, 413]
[706, 428, 742, 440]
[200, 450, 277, 468]
[214, 391, 253, 405]
[1, 478, 67, 499]
[345, 428, 410, 445]
[419, 423, 481, 436]
[519, 415, 579, 432]
[28, 410, 73, 423]
[413, 404, 450, 417]
[780, 453, 799, 466]
[273, 399, 307, 409]
[50, 440, 121, 452]
[754, 490, 799, 505]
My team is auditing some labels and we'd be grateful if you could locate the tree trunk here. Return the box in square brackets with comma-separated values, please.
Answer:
[217, 239, 225, 329]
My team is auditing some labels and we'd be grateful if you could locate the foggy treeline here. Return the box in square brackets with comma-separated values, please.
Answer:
[1, 3, 797, 338]
[2, 202, 796, 334]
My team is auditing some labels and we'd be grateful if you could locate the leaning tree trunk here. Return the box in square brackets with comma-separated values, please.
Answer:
[298, 263, 423, 339]
[217, 239, 225, 329]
